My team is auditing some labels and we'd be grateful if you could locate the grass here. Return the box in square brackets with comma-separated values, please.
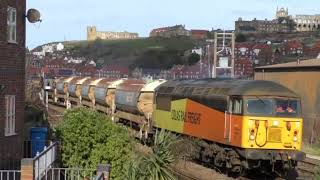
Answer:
[302, 143, 320, 156]
[63, 37, 201, 69]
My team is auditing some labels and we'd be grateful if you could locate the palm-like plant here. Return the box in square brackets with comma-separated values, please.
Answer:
[126, 130, 178, 180]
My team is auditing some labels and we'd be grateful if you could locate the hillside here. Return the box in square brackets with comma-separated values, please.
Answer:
[64, 37, 201, 69]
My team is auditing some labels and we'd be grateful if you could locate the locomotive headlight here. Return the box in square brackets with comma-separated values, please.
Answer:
[249, 129, 255, 141]
[293, 136, 298, 142]
[273, 120, 279, 126]
[250, 135, 255, 140]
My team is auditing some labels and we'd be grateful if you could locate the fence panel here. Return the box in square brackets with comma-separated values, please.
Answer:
[46, 168, 96, 180]
[0, 170, 21, 180]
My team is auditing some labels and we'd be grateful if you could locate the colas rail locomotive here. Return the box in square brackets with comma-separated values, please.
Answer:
[46, 77, 306, 177]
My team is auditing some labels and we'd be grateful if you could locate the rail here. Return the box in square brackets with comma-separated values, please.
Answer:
[33, 141, 59, 180]
[94, 172, 104, 180]
[46, 168, 96, 180]
[297, 156, 320, 179]
[170, 167, 198, 180]
[0, 170, 21, 180]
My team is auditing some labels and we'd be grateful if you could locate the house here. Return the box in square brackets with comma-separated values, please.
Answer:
[252, 43, 273, 64]
[26, 54, 43, 79]
[234, 58, 254, 78]
[282, 40, 303, 56]
[171, 61, 210, 80]
[97, 65, 129, 78]
[303, 41, 320, 57]
[0, 0, 26, 169]
[190, 30, 209, 39]
[74, 64, 97, 77]
[235, 42, 253, 58]
[149, 25, 190, 38]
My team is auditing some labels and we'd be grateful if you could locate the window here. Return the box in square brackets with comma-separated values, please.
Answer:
[246, 98, 273, 115]
[230, 98, 243, 114]
[275, 99, 300, 117]
[5, 95, 16, 136]
[7, 7, 17, 43]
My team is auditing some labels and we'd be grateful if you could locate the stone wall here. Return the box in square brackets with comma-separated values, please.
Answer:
[87, 26, 138, 41]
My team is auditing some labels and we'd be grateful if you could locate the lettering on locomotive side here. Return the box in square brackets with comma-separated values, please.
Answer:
[171, 109, 201, 125]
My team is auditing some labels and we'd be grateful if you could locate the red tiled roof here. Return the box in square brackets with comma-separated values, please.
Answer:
[285, 40, 303, 49]
[101, 65, 129, 74]
[252, 43, 270, 50]
[235, 42, 254, 49]
[191, 30, 209, 34]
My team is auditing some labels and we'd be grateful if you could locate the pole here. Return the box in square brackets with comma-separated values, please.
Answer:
[213, 32, 217, 78]
[231, 32, 235, 78]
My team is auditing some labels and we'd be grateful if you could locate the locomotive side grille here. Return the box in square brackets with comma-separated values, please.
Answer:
[268, 128, 282, 142]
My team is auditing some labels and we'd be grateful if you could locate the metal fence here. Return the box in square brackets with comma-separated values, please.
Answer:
[43, 168, 96, 180]
[94, 172, 104, 180]
[33, 142, 59, 180]
[0, 170, 21, 180]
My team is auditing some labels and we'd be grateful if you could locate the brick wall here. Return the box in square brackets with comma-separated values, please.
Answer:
[0, 0, 26, 169]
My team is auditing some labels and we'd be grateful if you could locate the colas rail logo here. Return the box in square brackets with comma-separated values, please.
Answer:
[171, 109, 201, 125]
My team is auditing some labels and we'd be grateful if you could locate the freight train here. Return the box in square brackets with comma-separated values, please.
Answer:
[46, 77, 306, 176]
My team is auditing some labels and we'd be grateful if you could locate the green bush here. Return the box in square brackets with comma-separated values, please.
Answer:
[316, 164, 320, 180]
[56, 107, 134, 179]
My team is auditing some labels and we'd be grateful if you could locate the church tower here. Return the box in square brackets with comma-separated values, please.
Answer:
[87, 26, 97, 41]
[276, 7, 289, 19]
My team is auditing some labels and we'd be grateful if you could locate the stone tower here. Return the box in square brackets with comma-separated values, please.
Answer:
[87, 26, 97, 41]
[276, 7, 289, 19]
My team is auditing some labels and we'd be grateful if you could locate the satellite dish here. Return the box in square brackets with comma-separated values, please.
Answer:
[26, 9, 41, 23]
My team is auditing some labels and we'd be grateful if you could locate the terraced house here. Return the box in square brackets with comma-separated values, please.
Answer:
[0, 0, 26, 169]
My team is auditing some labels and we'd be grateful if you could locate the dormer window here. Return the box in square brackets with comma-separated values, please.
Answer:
[7, 7, 17, 43]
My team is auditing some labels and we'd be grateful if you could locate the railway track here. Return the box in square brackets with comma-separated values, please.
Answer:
[171, 167, 199, 180]
[297, 156, 320, 179]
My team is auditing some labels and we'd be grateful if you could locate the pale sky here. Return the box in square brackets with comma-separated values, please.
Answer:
[26, 0, 320, 49]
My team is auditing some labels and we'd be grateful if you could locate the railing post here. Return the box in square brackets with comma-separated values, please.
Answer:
[21, 158, 34, 180]
[96, 164, 111, 180]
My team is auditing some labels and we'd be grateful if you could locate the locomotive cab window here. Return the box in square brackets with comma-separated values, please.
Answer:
[245, 98, 273, 115]
[229, 97, 243, 114]
[244, 97, 301, 117]
[275, 98, 301, 117]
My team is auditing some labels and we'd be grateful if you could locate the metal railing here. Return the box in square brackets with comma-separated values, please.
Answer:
[45, 168, 96, 180]
[94, 172, 104, 180]
[0, 170, 21, 180]
[33, 142, 59, 180]
[23, 140, 53, 159]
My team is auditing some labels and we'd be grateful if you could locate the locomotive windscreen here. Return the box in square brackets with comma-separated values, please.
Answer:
[245, 98, 301, 117]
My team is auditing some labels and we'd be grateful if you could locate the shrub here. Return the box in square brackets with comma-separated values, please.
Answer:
[125, 130, 178, 180]
[315, 164, 320, 180]
[56, 107, 134, 179]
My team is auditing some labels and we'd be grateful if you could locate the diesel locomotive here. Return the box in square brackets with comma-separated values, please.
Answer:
[47, 77, 306, 176]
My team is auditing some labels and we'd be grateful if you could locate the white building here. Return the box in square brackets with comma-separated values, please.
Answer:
[56, 43, 64, 51]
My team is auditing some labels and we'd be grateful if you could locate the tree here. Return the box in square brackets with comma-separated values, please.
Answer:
[187, 53, 200, 65]
[235, 33, 247, 42]
[258, 47, 273, 65]
[56, 107, 134, 179]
